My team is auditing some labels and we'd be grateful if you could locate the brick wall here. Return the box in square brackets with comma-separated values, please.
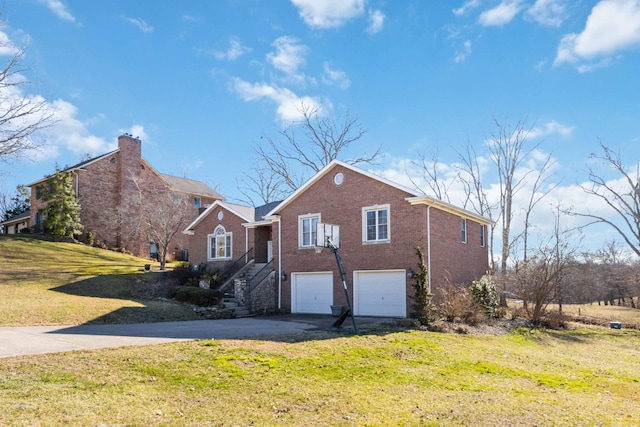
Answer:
[274, 164, 427, 312]
[428, 208, 489, 288]
[29, 134, 210, 261]
[272, 164, 489, 313]
[187, 204, 253, 267]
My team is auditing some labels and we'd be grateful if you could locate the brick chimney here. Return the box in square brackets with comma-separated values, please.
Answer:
[117, 134, 143, 252]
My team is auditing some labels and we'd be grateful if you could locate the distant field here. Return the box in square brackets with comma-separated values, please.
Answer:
[559, 303, 640, 326]
[0, 235, 200, 326]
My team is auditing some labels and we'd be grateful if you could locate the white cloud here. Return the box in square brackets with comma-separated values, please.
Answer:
[291, 0, 365, 29]
[554, 0, 640, 69]
[267, 36, 308, 82]
[478, 0, 523, 27]
[230, 77, 325, 122]
[378, 151, 622, 254]
[453, 0, 481, 17]
[123, 17, 154, 33]
[454, 40, 473, 63]
[0, 31, 21, 56]
[322, 63, 351, 89]
[122, 124, 149, 143]
[528, 120, 575, 139]
[213, 37, 252, 61]
[38, 0, 76, 22]
[525, 0, 567, 27]
[49, 99, 112, 154]
[366, 9, 385, 34]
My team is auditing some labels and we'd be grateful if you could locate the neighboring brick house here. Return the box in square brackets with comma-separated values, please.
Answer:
[0, 210, 30, 234]
[183, 200, 279, 267]
[28, 134, 222, 260]
[264, 160, 491, 317]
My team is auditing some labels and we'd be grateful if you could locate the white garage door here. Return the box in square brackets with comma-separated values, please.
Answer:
[353, 270, 407, 317]
[291, 272, 333, 314]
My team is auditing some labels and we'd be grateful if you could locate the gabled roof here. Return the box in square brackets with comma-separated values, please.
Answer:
[183, 200, 255, 235]
[26, 148, 222, 200]
[265, 159, 492, 224]
[265, 159, 422, 217]
[255, 200, 282, 221]
[161, 174, 223, 200]
[27, 149, 119, 187]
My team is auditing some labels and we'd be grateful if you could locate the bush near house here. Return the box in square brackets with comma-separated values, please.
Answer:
[168, 286, 222, 307]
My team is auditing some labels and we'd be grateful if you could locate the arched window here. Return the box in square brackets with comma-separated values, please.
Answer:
[208, 225, 232, 260]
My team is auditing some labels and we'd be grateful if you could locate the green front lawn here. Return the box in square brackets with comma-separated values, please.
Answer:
[0, 235, 200, 326]
[1, 325, 639, 426]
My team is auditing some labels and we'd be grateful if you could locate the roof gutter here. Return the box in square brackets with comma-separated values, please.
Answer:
[406, 196, 493, 225]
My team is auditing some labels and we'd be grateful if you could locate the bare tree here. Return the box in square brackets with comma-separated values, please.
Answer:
[236, 164, 288, 207]
[456, 138, 498, 272]
[515, 206, 576, 322]
[408, 147, 452, 203]
[142, 193, 190, 270]
[247, 103, 378, 205]
[454, 117, 545, 303]
[573, 141, 640, 258]
[488, 117, 541, 285]
[0, 37, 53, 163]
[517, 153, 556, 261]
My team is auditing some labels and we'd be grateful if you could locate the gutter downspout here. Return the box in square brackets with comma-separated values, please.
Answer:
[276, 215, 282, 310]
[427, 205, 432, 294]
[245, 227, 249, 263]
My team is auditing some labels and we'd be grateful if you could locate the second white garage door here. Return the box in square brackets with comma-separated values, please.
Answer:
[291, 272, 333, 314]
[353, 270, 407, 317]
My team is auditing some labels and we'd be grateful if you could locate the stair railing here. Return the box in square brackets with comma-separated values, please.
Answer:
[212, 248, 254, 290]
[244, 259, 275, 307]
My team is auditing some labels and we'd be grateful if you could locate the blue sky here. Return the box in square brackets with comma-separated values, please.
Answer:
[1, 0, 639, 255]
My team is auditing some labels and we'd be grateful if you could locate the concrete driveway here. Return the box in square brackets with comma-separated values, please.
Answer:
[0, 315, 385, 358]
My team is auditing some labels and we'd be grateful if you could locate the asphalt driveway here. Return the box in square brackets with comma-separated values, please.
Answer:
[0, 315, 387, 358]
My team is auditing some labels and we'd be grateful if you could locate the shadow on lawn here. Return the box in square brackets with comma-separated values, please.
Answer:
[51, 273, 202, 325]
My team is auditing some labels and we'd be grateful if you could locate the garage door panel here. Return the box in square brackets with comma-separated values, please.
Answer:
[354, 270, 406, 317]
[292, 272, 333, 314]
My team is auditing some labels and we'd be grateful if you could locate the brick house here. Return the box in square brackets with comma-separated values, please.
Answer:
[182, 200, 278, 268]
[184, 159, 491, 317]
[28, 134, 222, 260]
[264, 160, 492, 317]
[0, 210, 30, 234]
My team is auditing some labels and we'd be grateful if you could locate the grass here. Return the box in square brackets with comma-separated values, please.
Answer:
[0, 235, 200, 326]
[555, 303, 640, 327]
[1, 325, 639, 426]
[2, 235, 640, 425]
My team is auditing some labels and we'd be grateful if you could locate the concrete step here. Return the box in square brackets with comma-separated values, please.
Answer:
[233, 308, 252, 318]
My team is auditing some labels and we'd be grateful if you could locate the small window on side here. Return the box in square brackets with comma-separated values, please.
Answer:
[461, 218, 467, 244]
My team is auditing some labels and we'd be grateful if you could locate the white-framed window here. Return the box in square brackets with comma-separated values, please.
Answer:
[194, 197, 201, 209]
[480, 224, 486, 247]
[298, 213, 320, 248]
[362, 204, 389, 243]
[208, 225, 232, 260]
[461, 218, 467, 244]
